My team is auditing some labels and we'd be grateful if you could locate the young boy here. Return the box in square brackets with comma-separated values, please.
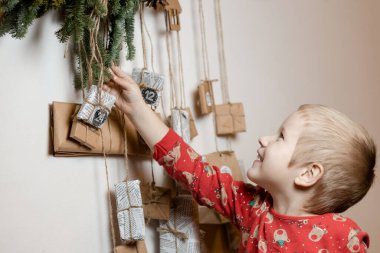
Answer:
[105, 65, 376, 253]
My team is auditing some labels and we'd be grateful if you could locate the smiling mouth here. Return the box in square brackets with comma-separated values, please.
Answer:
[256, 151, 263, 162]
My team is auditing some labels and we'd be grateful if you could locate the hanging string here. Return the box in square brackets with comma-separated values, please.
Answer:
[214, 0, 230, 104]
[165, 14, 179, 109]
[100, 127, 117, 253]
[139, 2, 148, 69]
[175, 30, 186, 109]
[214, 0, 233, 151]
[198, 0, 210, 80]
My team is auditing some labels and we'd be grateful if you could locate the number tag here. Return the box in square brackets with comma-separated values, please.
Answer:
[92, 108, 109, 128]
[141, 87, 158, 105]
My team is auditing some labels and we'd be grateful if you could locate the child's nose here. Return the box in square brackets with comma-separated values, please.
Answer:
[259, 135, 276, 147]
[259, 136, 269, 147]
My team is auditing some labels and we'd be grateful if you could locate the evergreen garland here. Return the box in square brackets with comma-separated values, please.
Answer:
[0, 0, 140, 90]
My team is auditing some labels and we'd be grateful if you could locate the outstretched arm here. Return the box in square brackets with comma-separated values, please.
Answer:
[104, 65, 169, 150]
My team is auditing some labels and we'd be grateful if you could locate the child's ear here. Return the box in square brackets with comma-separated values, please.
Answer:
[294, 163, 324, 187]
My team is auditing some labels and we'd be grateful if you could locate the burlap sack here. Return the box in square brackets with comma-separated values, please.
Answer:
[214, 103, 246, 135]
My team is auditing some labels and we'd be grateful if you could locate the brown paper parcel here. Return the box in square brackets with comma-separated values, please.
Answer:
[115, 240, 148, 253]
[184, 108, 198, 139]
[197, 81, 213, 115]
[51, 101, 154, 157]
[140, 182, 172, 221]
[197, 151, 243, 224]
[214, 103, 246, 135]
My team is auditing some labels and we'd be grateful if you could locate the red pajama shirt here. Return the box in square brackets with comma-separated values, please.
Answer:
[153, 129, 370, 253]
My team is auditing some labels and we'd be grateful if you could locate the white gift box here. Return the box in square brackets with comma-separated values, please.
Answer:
[115, 180, 145, 243]
[132, 68, 164, 109]
[171, 109, 190, 144]
[158, 195, 201, 253]
[77, 85, 116, 128]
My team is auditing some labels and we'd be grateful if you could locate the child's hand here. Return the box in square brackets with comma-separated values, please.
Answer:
[103, 65, 145, 115]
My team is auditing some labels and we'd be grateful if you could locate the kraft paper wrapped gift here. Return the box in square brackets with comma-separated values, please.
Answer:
[203, 151, 243, 181]
[198, 151, 243, 224]
[184, 108, 198, 139]
[158, 195, 201, 253]
[69, 105, 100, 149]
[115, 240, 148, 253]
[197, 81, 213, 115]
[199, 224, 230, 253]
[77, 85, 117, 128]
[141, 182, 172, 221]
[214, 103, 246, 135]
[171, 108, 190, 144]
[51, 101, 153, 157]
[198, 206, 229, 224]
[115, 180, 145, 243]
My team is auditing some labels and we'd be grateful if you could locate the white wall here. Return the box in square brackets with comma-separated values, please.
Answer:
[0, 0, 379, 252]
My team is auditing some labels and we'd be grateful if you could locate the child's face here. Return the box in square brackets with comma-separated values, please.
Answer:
[247, 111, 305, 193]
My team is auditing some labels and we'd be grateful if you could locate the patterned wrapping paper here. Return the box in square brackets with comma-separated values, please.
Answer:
[115, 180, 145, 243]
[132, 68, 164, 109]
[171, 109, 190, 144]
[158, 195, 201, 253]
[77, 85, 116, 128]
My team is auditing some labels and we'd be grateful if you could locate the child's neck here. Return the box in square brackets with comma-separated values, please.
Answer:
[271, 192, 316, 217]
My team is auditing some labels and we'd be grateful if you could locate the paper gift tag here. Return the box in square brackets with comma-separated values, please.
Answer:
[140, 182, 172, 221]
[132, 68, 164, 109]
[115, 180, 145, 243]
[198, 81, 213, 115]
[115, 240, 148, 253]
[171, 108, 190, 144]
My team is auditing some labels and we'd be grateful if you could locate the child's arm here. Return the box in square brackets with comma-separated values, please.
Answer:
[105, 66, 261, 228]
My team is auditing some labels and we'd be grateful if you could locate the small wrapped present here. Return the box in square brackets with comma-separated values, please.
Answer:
[198, 206, 229, 225]
[115, 240, 148, 253]
[158, 195, 201, 253]
[214, 103, 246, 135]
[171, 108, 190, 144]
[132, 68, 164, 109]
[199, 224, 233, 253]
[69, 118, 100, 149]
[197, 81, 213, 115]
[77, 85, 117, 128]
[69, 105, 100, 149]
[203, 151, 243, 181]
[115, 180, 145, 243]
[184, 108, 198, 139]
[141, 182, 172, 221]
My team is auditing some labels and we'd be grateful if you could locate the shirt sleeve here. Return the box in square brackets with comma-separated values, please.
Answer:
[153, 128, 260, 228]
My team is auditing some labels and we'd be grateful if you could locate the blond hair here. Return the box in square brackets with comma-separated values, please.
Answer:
[290, 104, 376, 214]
